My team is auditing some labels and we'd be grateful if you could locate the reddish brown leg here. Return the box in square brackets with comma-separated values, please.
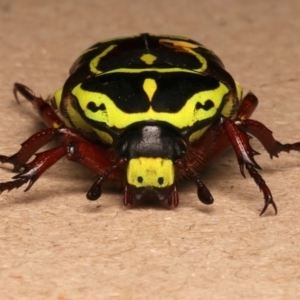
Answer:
[85, 158, 126, 200]
[176, 159, 214, 205]
[236, 92, 259, 120]
[243, 119, 300, 158]
[188, 92, 260, 170]
[0, 127, 91, 172]
[13, 83, 64, 128]
[0, 83, 67, 171]
[0, 128, 60, 172]
[237, 92, 300, 157]
[189, 92, 299, 215]
[1, 83, 122, 200]
[222, 117, 276, 215]
[0, 127, 117, 197]
[0, 146, 68, 194]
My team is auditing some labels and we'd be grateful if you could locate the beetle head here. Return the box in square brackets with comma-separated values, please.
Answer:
[115, 122, 187, 204]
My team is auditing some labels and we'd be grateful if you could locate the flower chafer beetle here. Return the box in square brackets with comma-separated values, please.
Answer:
[1, 34, 299, 215]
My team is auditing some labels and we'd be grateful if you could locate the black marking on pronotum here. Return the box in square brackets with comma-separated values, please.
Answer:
[195, 99, 214, 111]
[87, 102, 106, 112]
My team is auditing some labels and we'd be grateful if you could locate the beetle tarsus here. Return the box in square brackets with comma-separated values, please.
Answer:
[0, 154, 25, 172]
[245, 163, 277, 215]
[0, 154, 23, 172]
[13, 82, 36, 103]
[243, 119, 300, 159]
[0, 177, 29, 194]
[272, 141, 300, 157]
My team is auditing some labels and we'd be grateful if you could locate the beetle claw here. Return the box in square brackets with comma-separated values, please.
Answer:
[0, 154, 24, 172]
[0, 177, 29, 194]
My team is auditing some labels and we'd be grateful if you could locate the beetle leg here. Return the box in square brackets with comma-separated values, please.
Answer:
[235, 92, 300, 156]
[222, 117, 277, 215]
[176, 159, 214, 205]
[0, 128, 59, 172]
[236, 92, 259, 120]
[242, 119, 300, 158]
[0, 83, 68, 171]
[0, 146, 67, 194]
[0, 126, 88, 172]
[13, 83, 65, 128]
[0, 128, 118, 196]
[85, 158, 126, 200]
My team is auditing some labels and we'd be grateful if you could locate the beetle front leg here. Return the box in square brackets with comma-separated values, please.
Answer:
[0, 128, 117, 197]
[0, 128, 59, 172]
[222, 117, 277, 215]
[0, 146, 67, 194]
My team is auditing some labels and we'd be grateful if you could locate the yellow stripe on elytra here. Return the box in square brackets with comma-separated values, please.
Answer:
[89, 44, 117, 74]
[159, 39, 199, 49]
[104, 67, 199, 75]
[65, 101, 95, 133]
[72, 82, 229, 142]
[53, 88, 112, 140]
[51, 88, 72, 128]
[143, 78, 157, 101]
[52, 88, 63, 111]
[184, 48, 207, 72]
[127, 157, 174, 188]
[159, 39, 207, 72]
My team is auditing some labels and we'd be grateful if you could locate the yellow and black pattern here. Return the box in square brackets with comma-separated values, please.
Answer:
[52, 34, 242, 145]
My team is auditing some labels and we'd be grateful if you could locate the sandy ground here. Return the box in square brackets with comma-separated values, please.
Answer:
[0, 1, 300, 299]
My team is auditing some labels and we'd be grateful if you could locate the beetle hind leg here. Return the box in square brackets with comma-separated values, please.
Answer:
[13, 83, 65, 129]
[237, 92, 300, 157]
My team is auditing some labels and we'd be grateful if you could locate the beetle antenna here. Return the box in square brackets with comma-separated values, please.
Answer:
[87, 158, 127, 201]
[176, 159, 214, 205]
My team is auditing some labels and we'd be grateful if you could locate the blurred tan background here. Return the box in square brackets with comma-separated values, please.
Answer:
[0, 0, 300, 299]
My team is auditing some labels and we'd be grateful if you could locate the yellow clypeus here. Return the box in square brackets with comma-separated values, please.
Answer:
[127, 157, 174, 188]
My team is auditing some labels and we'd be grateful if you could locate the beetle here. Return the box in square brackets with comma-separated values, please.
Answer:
[0, 33, 299, 215]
